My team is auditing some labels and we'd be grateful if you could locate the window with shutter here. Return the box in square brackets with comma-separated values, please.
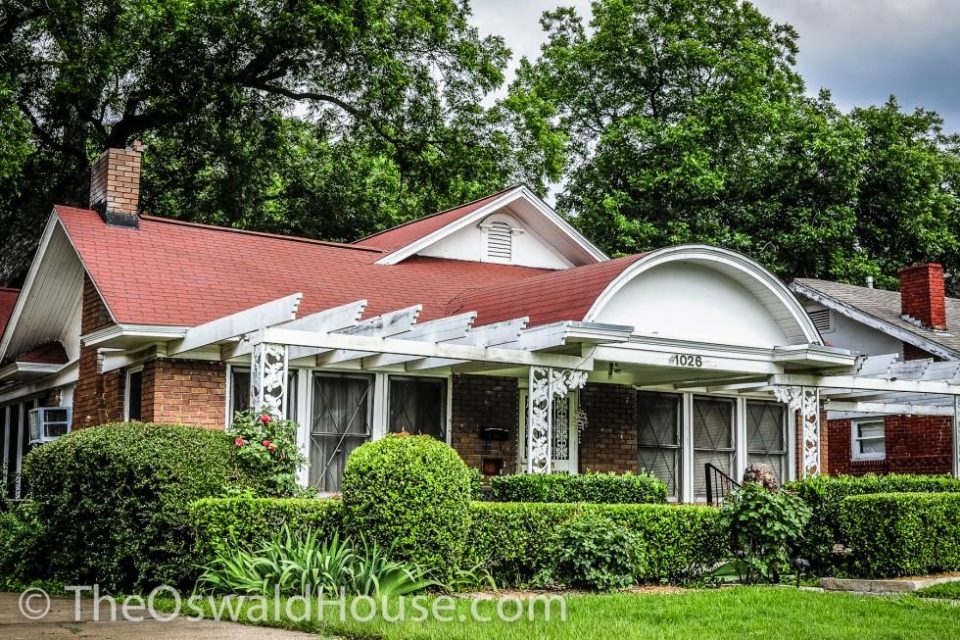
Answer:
[485, 220, 513, 262]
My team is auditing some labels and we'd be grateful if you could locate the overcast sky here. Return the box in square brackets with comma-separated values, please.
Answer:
[471, 0, 960, 130]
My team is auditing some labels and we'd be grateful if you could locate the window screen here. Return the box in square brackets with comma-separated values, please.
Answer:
[310, 374, 372, 492]
[746, 401, 787, 483]
[636, 392, 682, 499]
[693, 397, 735, 500]
[389, 377, 446, 440]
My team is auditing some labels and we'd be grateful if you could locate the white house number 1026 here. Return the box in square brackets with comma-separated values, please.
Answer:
[671, 354, 703, 367]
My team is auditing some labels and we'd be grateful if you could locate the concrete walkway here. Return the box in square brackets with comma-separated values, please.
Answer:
[0, 592, 321, 639]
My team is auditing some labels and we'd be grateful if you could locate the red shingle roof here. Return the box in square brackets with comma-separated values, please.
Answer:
[0, 287, 18, 337]
[447, 255, 647, 326]
[353, 186, 520, 251]
[55, 206, 553, 327]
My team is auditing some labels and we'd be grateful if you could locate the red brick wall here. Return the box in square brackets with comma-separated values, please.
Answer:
[141, 358, 227, 428]
[827, 415, 952, 476]
[579, 383, 638, 474]
[450, 374, 519, 474]
[73, 276, 125, 428]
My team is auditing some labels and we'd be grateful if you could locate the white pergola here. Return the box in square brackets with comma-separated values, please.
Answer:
[95, 292, 960, 479]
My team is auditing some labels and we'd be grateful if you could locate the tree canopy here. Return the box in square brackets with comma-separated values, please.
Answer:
[2, 0, 959, 296]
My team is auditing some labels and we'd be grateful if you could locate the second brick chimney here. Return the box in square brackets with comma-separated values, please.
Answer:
[899, 263, 947, 331]
[89, 141, 143, 228]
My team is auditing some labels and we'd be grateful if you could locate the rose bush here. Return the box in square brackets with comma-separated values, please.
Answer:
[230, 410, 305, 496]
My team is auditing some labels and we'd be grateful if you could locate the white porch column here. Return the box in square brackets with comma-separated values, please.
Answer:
[250, 341, 288, 418]
[774, 385, 821, 478]
[526, 366, 587, 474]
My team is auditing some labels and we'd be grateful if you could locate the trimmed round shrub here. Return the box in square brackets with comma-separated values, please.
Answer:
[490, 471, 666, 503]
[537, 512, 644, 591]
[340, 433, 472, 576]
[23, 422, 271, 591]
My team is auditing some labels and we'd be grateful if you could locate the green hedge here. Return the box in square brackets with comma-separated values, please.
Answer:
[190, 497, 723, 586]
[23, 422, 271, 591]
[189, 496, 344, 563]
[466, 502, 725, 585]
[839, 493, 960, 578]
[490, 472, 667, 504]
[785, 474, 960, 572]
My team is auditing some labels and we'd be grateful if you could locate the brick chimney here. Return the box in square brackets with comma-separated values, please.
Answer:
[89, 141, 142, 228]
[898, 263, 947, 331]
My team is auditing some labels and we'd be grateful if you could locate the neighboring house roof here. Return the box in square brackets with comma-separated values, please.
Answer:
[15, 341, 68, 364]
[0, 287, 18, 336]
[55, 205, 553, 328]
[448, 255, 647, 326]
[354, 187, 519, 251]
[791, 278, 960, 360]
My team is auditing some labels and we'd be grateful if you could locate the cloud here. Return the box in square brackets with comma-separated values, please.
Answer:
[470, 0, 960, 129]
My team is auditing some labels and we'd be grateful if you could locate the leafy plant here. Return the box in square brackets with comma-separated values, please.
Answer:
[197, 526, 435, 597]
[536, 513, 643, 591]
[341, 433, 473, 578]
[719, 483, 811, 584]
[230, 410, 305, 496]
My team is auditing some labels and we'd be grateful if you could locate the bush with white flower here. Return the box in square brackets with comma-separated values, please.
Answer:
[230, 409, 305, 496]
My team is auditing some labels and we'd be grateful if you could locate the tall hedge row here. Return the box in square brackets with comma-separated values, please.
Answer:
[839, 493, 960, 578]
[786, 474, 960, 571]
[489, 471, 667, 504]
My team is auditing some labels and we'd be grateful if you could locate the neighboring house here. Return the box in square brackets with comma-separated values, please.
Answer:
[792, 268, 959, 476]
[0, 144, 955, 502]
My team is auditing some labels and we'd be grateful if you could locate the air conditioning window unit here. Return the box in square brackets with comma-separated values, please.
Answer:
[28, 407, 72, 445]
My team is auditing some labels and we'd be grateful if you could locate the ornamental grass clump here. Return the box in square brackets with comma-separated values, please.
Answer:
[197, 525, 435, 597]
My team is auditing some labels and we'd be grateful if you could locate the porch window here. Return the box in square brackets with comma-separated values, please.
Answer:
[693, 397, 735, 500]
[746, 401, 787, 483]
[852, 418, 885, 461]
[310, 373, 372, 492]
[228, 368, 298, 422]
[388, 376, 446, 440]
[636, 392, 682, 499]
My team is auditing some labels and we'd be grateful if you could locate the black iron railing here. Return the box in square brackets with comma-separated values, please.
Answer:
[704, 463, 740, 506]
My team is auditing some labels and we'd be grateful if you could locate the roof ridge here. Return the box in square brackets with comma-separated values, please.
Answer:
[136, 214, 384, 253]
[353, 184, 523, 245]
[796, 277, 960, 304]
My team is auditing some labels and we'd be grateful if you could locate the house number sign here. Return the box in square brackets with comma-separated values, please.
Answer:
[670, 354, 703, 367]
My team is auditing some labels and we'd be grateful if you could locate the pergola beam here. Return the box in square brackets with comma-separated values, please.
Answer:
[258, 327, 594, 371]
[405, 317, 529, 371]
[309, 305, 422, 364]
[170, 292, 303, 356]
[826, 401, 956, 417]
[360, 312, 477, 368]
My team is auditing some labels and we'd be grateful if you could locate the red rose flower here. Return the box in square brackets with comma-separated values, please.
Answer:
[259, 414, 271, 425]
[262, 439, 277, 452]
[234, 436, 248, 447]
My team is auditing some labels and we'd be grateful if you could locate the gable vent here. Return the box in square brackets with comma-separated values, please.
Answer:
[808, 309, 833, 333]
[486, 221, 513, 262]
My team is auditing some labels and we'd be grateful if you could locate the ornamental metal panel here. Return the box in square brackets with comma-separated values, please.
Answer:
[250, 342, 288, 417]
[526, 366, 588, 474]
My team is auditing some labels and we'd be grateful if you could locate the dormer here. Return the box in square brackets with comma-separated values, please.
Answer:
[355, 186, 607, 269]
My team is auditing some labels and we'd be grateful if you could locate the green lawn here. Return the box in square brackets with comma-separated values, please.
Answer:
[915, 581, 960, 600]
[168, 587, 960, 639]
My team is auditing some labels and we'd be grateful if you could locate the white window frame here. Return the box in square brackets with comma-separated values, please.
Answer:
[124, 365, 144, 421]
[851, 417, 886, 461]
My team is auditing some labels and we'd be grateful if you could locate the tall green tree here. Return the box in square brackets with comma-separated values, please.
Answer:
[0, 0, 524, 283]
[508, 0, 960, 290]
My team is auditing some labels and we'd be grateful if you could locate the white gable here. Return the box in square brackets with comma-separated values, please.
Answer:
[418, 211, 574, 269]
[377, 187, 607, 268]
